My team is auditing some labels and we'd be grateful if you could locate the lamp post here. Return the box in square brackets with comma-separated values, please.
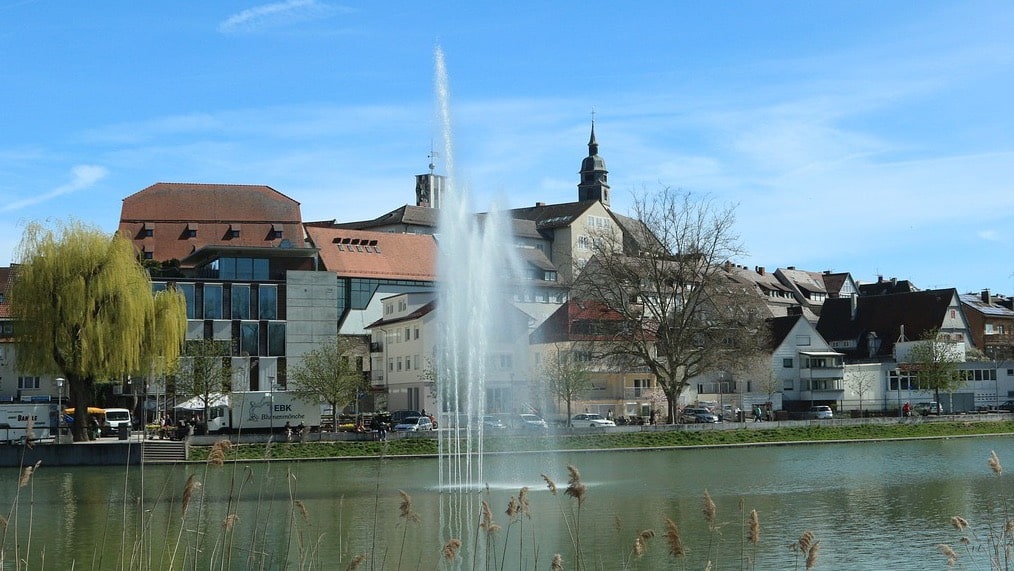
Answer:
[55, 377, 65, 441]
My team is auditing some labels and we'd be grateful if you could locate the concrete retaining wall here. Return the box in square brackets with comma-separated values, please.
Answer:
[0, 442, 142, 468]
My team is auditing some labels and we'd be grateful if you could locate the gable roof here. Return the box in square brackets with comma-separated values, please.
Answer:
[507, 199, 601, 231]
[328, 204, 440, 232]
[816, 288, 960, 358]
[767, 315, 806, 351]
[529, 299, 628, 344]
[118, 183, 304, 262]
[858, 277, 918, 296]
[366, 300, 437, 329]
[304, 226, 437, 281]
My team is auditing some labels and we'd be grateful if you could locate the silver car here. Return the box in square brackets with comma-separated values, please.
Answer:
[571, 413, 616, 427]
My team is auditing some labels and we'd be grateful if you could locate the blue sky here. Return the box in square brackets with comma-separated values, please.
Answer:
[2, 1, 1013, 293]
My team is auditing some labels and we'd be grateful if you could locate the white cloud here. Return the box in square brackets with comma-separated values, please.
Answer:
[1, 165, 108, 213]
[217, 0, 346, 34]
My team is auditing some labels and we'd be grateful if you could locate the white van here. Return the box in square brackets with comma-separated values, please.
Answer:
[102, 408, 132, 436]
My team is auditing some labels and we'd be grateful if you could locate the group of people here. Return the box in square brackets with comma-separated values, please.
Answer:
[283, 421, 306, 441]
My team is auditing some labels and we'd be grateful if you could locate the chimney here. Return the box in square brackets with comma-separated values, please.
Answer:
[850, 295, 858, 320]
[756, 266, 765, 275]
[891, 277, 897, 286]
[867, 331, 878, 358]
[877, 275, 884, 283]
[982, 289, 991, 304]
[535, 202, 546, 207]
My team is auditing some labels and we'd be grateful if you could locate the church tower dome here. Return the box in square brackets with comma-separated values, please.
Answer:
[578, 121, 610, 207]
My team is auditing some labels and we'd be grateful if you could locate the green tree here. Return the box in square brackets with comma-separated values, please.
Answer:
[173, 338, 233, 429]
[543, 344, 595, 426]
[10, 221, 186, 441]
[574, 187, 768, 423]
[904, 328, 965, 411]
[288, 336, 369, 430]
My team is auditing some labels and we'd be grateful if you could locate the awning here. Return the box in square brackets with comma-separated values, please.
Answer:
[65, 407, 105, 415]
[799, 351, 844, 357]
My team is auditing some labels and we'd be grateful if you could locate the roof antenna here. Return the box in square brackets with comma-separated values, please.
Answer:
[428, 139, 439, 175]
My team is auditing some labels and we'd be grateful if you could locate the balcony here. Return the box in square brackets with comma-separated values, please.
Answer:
[623, 387, 653, 400]
[370, 342, 383, 353]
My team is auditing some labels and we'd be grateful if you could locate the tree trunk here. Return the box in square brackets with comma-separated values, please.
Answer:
[69, 376, 95, 442]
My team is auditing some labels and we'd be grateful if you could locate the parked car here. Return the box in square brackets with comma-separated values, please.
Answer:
[571, 413, 616, 427]
[915, 402, 942, 416]
[808, 405, 833, 420]
[392, 416, 433, 432]
[516, 413, 548, 430]
[680, 408, 719, 424]
[998, 400, 1014, 412]
[482, 415, 506, 430]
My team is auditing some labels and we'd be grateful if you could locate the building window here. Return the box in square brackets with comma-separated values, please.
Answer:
[783, 358, 793, 368]
[231, 284, 251, 320]
[178, 283, 197, 319]
[783, 380, 794, 390]
[184, 228, 197, 238]
[240, 322, 258, 356]
[259, 285, 278, 320]
[388, 359, 394, 372]
[404, 328, 410, 342]
[405, 356, 411, 370]
[204, 284, 223, 320]
[577, 235, 590, 250]
[143, 251, 154, 260]
[795, 335, 811, 346]
[267, 322, 285, 356]
[142, 228, 153, 238]
[18, 377, 40, 390]
[413, 328, 419, 340]
[397, 358, 403, 371]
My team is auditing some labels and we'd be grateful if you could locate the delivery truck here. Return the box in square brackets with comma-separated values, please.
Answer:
[178, 391, 320, 434]
[0, 403, 59, 443]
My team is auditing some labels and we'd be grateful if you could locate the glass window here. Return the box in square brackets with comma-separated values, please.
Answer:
[236, 258, 254, 280]
[18, 377, 40, 389]
[204, 284, 223, 319]
[783, 358, 793, 368]
[231, 285, 251, 320]
[259, 285, 277, 320]
[240, 322, 259, 356]
[253, 258, 269, 280]
[219, 258, 236, 279]
[178, 283, 197, 319]
[267, 322, 285, 356]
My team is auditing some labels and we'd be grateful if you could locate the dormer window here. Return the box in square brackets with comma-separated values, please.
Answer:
[227, 224, 241, 239]
[140, 222, 154, 238]
[184, 223, 198, 238]
[269, 224, 283, 239]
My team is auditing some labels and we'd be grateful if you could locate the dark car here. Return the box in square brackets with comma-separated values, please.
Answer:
[998, 400, 1014, 412]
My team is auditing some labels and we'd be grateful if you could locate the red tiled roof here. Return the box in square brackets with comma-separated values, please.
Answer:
[118, 183, 303, 262]
[304, 226, 437, 281]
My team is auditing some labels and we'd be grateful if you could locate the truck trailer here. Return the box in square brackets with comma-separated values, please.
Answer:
[0, 403, 59, 443]
[178, 391, 320, 434]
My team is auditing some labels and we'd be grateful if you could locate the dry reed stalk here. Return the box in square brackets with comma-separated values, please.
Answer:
[24, 417, 34, 449]
[542, 474, 558, 494]
[181, 474, 200, 516]
[664, 517, 685, 557]
[18, 460, 41, 488]
[796, 530, 814, 553]
[951, 516, 969, 531]
[519, 486, 531, 518]
[805, 541, 820, 569]
[442, 538, 462, 561]
[937, 544, 958, 566]
[551, 553, 563, 570]
[480, 500, 501, 534]
[564, 465, 586, 505]
[633, 529, 655, 558]
[702, 489, 716, 528]
[748, 509, 760, 544]
[207, 440, 232, 466]
[397, 490, 419, 523]
[989, 450, 1003, 475]
[345, 552, 367, 570]
[294, 500, 309, 522]
[222, 513, 239, 531]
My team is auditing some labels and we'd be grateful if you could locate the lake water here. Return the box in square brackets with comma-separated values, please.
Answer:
[2, 436, 1013, 569]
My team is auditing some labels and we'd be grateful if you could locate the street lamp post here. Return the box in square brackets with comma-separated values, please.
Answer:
[55, 377, 65, 441]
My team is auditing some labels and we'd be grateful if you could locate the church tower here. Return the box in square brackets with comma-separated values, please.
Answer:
[577, 121, 610, 207]
[415, 152, 446, 208]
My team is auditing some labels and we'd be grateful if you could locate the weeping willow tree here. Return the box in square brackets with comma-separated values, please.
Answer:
[9, 221, 187, 441]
